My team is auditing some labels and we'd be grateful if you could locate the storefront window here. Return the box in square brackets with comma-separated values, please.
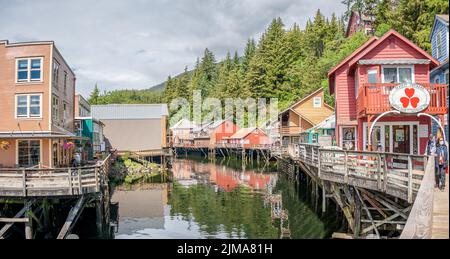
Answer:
[342, 127, 356, 150]
[18, 140, 40, 167]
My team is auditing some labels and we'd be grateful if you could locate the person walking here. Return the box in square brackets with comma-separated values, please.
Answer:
[436, 138, 448, 191]
[425, 134, 438, 187]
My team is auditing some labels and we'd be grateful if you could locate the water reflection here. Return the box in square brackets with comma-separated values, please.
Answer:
[112, 158, 338, 239]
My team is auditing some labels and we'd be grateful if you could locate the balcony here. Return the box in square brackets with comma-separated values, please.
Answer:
[279, 126, 303, 136]
[357, 83, 448, 117]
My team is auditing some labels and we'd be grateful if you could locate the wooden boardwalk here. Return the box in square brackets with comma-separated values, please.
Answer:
[278, 143, 446, 239]
[432, 177, 449, 239]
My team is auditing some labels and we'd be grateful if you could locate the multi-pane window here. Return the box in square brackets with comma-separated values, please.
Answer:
[53, 60, 60, 88]
[18, 140, 41, 167]
[382, 66, 413, 83]
[52, 95, 59, 122]
[17, 58, 42, 82]
[16, 94, 41, 118]
[436, 30, 442, 58]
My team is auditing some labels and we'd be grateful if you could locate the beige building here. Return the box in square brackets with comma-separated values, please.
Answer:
[0, 40, 77, 168]
[91, 104, 169, 152]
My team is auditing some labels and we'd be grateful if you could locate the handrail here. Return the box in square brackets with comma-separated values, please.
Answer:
[0, 155, 113, 197]
[287, 143, 428, 202]
[400, 157, 435, 239]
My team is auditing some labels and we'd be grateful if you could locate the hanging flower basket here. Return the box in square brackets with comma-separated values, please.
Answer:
[63, 141, 75, 150]
[0, 141, 10, 151]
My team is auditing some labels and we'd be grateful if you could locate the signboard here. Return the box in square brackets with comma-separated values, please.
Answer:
[389, 83, 430, 114]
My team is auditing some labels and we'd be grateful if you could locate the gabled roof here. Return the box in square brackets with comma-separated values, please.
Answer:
[348, 30, 439, 71]
[170, 118, 197, 130]
[328, 30, 441, 94]
[91, 104, 169, 120]
[430, 14, 449, 41]
[280, 88, 333, 115]
[307, 114, 335, 132]
[229, 127, 266, 139]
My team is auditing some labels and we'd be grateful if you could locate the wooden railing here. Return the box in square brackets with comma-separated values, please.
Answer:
[357, 83, 447, 117]
[400, 157, 435, 239]
[0, 154, 112, 197]
[279, 126, 303, 135]
[288, 143, 429, 203]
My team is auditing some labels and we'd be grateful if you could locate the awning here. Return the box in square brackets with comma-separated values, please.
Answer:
[358, 59, 430, 65]
[0, 132, 89, 140]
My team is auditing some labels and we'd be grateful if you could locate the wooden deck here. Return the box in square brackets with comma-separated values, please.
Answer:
[286, 143, 426, 202]
[0, 154, 112, 198]
[281, 143, 446, 239]
[432, 177, 449, 239]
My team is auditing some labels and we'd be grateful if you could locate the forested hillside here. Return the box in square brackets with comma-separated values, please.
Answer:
[88, 0, 448, 111]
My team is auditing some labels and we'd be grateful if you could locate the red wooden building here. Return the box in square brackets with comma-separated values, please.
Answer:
[227, 127, 270, 149]
[209, 120, 239, 144]
[328, 29, 447, 154]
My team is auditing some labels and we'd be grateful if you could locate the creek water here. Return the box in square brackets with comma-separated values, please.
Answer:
[111, 157, 342, 239]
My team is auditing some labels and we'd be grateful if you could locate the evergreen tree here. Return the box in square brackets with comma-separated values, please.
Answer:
[89, 83, 100, 105]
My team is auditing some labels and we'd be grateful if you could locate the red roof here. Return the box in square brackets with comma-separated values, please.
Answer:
[327, 29, 441, 94]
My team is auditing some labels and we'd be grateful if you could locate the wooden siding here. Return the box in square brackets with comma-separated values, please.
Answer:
[335, 64, 357, 124]
[291, 89, 334, 125]
[431, 18, 449, 63]
[364, 34, 429, 60]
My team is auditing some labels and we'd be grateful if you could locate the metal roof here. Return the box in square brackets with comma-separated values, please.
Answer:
[91, 104, 169, 120]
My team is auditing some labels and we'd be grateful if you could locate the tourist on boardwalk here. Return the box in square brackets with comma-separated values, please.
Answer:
[425, 134, 437, 156]
[425, 134, 439, 187]
[436, 138, 448, 191]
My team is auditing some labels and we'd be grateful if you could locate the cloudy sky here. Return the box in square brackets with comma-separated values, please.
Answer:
[0, 0, 346, 97]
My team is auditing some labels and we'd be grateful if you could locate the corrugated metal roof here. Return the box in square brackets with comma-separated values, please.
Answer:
[358, 59, 430, 65]
[91, 104, 169, 120]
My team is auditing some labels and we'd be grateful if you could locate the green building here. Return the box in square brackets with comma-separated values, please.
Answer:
[300, 115, 336, 146]
[74, 117, 105, 161]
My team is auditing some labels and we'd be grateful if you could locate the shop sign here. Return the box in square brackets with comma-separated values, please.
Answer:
[389, 83, 430, 114]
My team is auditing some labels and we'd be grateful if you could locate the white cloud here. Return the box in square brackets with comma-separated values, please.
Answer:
[0, 0, 346, 97]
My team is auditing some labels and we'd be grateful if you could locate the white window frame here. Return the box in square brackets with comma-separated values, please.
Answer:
[313, 97, 322, 108]
[16, 57, 43, 83]
[15, 139, 43, 167]
[381, 65, 415, 84]
[339, 126, 357, 150]
[436, 29, 442, 59]
[363, 121, 420, 155]
[367, 69, 378, 84]
[15, 93, 43, 119]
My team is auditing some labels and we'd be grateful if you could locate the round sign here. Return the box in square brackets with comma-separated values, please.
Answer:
[389, 83, 430, 114]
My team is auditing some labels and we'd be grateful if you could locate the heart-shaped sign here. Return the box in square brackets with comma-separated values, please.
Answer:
[405, 88, 415, 98]
[410, 97, 420, 108]
[400, 97, 410, 108]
